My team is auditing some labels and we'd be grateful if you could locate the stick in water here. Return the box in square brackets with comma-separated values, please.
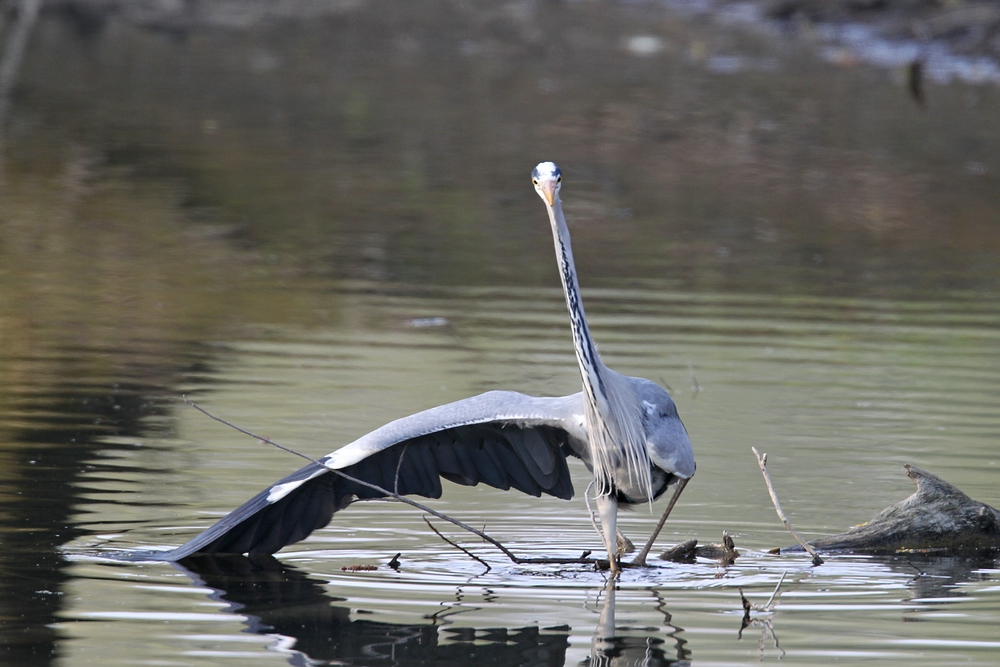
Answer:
[751, 447, 823, 566]
[424, 517, 492, 573]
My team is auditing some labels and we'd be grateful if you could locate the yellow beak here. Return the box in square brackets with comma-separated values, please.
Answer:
[539, 179, 557, 207]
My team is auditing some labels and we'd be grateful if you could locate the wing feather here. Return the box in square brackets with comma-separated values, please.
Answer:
[447, 433, 483, 485]
[406, 443, 443, 499]
[468, 435, 511, 490]
[487, 428, 542, 496]
[158, 391, 586, 560]
[429, 435, 466, 483]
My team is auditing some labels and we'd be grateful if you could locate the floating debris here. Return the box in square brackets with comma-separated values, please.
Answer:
[660, 531, 739, 564]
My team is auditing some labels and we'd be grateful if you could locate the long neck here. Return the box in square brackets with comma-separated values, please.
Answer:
[547, 194, 653, 501]
[546, 196, 608, 408]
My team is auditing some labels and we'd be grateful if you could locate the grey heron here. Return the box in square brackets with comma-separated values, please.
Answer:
[157, 162, 695, 571]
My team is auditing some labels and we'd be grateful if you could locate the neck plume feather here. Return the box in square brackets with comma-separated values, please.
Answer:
[548, 197, 652, 501]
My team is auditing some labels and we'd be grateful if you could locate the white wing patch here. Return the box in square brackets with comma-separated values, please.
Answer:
[320, 441, 386, 470]
[266, 468, 328, 503]
[266, 480, 305, 503]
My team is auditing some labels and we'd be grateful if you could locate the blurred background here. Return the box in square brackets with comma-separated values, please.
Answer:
[1, 1, 999, 665]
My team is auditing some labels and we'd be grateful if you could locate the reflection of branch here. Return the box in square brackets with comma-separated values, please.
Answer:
[751, 447, 824, 566]
[737, 573, 787, 658]
[0, 0, 42, 162]
[186, 397, 617, 569]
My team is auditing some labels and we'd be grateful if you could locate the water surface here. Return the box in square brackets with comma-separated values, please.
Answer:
[18, 283, 997, 666]
[1, 2, 999, 665]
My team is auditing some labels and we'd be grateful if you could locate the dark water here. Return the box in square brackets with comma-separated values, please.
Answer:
[2, 2, 999, 665]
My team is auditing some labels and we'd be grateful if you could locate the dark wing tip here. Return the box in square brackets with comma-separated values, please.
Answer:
[154, 421, 579, 559]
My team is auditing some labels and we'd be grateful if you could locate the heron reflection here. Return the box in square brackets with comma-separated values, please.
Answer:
[174, 555, 690, 666]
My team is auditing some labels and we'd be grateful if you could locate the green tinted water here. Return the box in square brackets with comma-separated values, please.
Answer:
[1, 2, 999, 665]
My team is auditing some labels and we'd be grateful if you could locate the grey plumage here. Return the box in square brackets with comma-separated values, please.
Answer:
[160, 392, 581, 559]
[156, 163, 695, 566]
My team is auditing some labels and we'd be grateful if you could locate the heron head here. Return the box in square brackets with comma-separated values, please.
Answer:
[531, 162, 562, 207]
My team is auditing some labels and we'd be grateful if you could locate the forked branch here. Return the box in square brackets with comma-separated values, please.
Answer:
[423, 517, 492, 573]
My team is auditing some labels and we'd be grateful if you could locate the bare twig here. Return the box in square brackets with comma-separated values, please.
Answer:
[764, 570, 787, 609]
[751, 447, 824, 566]
[688, 362, 701, 398]
[424, 517, 491, 572]
[394, 444, 408, 495]
[184, 396, 620, 569]
[186, 397, 317, 462]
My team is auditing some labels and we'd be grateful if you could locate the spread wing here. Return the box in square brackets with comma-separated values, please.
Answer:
[159, 391, 587, 560]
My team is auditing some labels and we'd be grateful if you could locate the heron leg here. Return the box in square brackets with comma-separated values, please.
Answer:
[588, 483, 633, 557]
[595, 494, 620, 574]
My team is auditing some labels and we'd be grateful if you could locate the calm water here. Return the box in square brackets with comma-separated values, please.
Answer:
[4, 283, 999, 666]
[2, 1, 1000, 666]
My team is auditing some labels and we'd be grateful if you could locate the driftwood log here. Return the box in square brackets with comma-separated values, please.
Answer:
[795, 465, 1000, 556]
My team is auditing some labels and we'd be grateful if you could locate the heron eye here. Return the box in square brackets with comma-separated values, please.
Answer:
[532, 178, 538, 185]
[556, 176, 562, 183]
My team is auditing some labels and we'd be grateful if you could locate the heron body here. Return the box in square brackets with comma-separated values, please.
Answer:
[531, 161, 694, 569]
[158, 162, 694, 570]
